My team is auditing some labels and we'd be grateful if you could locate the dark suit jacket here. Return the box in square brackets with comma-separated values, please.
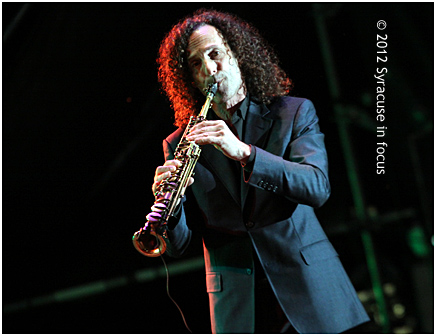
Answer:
[162, 96, 369, 333]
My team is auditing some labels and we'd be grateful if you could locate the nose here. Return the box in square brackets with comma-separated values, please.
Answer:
[203, 59, 217, 77]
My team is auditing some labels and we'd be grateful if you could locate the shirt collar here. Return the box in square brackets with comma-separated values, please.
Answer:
[208, 93, 250, 122]
[232, 93, 250, 123]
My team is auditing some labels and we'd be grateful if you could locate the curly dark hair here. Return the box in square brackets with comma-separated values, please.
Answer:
[157, 8, 293, 127]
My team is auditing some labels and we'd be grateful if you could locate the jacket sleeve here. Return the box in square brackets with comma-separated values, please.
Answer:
[245, 99, 330, 208]
[163, 204, 192, 257]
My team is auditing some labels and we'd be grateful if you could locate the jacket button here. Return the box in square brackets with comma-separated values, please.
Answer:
[245, 221, 255, 229]
[246, 269, 252, 275]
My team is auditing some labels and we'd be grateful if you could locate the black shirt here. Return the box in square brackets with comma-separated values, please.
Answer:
[208, 94, 256, 172]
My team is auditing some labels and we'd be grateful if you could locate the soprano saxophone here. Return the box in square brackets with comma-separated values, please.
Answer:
[132, 82, 218, 257]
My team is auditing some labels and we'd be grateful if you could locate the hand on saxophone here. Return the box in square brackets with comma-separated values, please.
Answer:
[152, 159, 194, 196]
[186, 120, 251, 164]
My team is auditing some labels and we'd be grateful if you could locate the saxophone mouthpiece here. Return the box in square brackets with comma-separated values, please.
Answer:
[208, 82, 218, 95]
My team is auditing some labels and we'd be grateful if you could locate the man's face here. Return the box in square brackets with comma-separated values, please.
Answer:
[187, 24, 244, 106]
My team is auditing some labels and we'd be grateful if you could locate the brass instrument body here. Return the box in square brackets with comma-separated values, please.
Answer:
[133, 83, 218, 257]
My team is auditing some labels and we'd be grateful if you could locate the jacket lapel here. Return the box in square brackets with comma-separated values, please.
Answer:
[244, 99, 273, 147]
[241, 100, 273, 207]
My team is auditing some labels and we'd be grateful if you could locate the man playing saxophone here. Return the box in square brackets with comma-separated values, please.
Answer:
[150, 9, 369, 334]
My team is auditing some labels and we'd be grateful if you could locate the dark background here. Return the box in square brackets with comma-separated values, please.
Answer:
[3, 3, 433, 334]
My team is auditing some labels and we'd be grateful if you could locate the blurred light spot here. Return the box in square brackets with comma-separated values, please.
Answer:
[393, 303, 406, 318]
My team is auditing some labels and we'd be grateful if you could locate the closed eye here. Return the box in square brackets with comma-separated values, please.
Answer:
[209, 50, 221, 59]
[189, 59, 201, 68]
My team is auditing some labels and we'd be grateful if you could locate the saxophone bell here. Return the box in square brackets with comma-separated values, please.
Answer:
[132, 225, 167, 257]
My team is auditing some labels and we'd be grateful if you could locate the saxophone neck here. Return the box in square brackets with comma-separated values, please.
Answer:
[198, 82, 218, 118]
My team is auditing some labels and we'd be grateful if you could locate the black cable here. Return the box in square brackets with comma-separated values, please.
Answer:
[159, 252, 192, 333]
